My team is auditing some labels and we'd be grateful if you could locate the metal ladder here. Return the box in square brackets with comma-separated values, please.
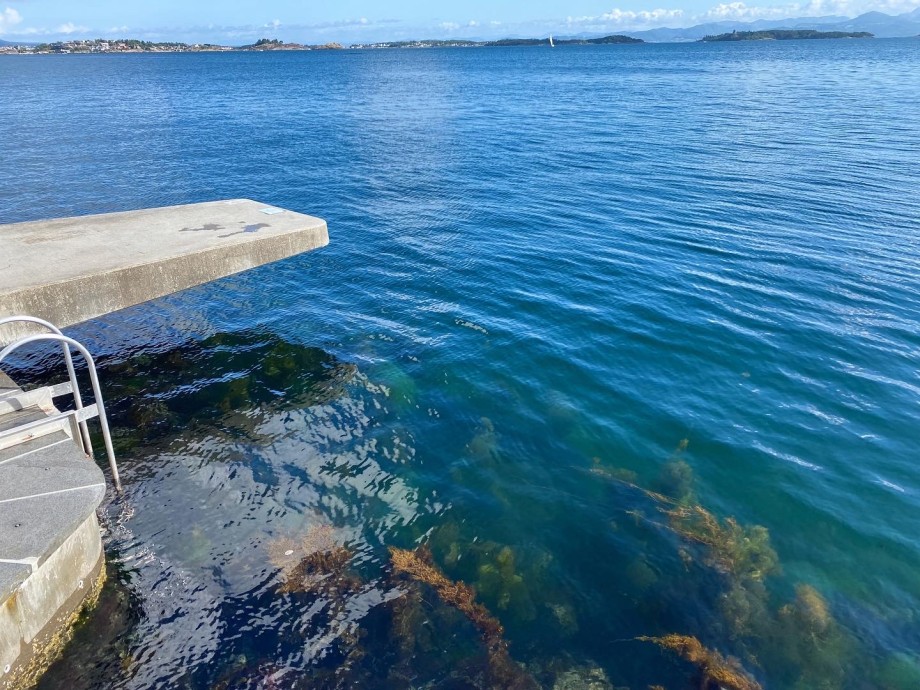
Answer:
[0, 316, 121, 490]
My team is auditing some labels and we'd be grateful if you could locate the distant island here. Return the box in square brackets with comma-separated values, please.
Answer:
[700, 29, 873, 42]
[237, 38, 343, 51]
[0, 37, 343, 55]
[352, 35, 642, 49]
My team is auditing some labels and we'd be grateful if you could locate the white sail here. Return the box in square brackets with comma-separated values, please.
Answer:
[549, 35, 555, 47]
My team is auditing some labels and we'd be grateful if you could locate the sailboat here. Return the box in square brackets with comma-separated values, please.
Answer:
[549, 35, 555, 48]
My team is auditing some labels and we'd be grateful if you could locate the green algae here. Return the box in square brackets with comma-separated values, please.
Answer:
[653, 439, 694, 505]
[767, 587, 851, 690]
[875, 653, 920, 689]
[589, 440, 893, 690]
[94, 330, 354, 452]
[427, 522, 557, 629]
[368, 361, 418, 411]
[467, 416, 501, 463]
[34, 558, 142, 690]
[625, 558, 658, 592]
[477, 546, 538, 621]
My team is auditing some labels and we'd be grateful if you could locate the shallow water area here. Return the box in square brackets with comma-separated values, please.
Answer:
[2, 38, 920, 689]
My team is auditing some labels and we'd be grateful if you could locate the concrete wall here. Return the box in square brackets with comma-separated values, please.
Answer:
[0, 371, 108, 690]
[0, 514, 105, 690]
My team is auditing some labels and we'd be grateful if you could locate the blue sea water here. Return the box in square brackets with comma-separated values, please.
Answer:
[2, 39, 920, 689]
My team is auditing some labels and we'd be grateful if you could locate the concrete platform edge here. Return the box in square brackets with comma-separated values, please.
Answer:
[0, 221, 328, 343]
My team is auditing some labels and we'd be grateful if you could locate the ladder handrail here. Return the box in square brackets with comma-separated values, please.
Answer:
[0, 316, 93, 452]
[0, 332, 121, 490]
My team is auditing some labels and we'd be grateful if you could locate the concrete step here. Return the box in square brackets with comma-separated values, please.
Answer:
[0, 406, 66, 451]
[0, 383, 71, 415]
[0, 406, 69, 450]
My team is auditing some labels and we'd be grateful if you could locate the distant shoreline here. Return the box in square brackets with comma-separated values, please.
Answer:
[0, 38, 344, 55]
[0, 34, 640, 55]
[2, 31, 900, 55]
[351, 35, 642, 49]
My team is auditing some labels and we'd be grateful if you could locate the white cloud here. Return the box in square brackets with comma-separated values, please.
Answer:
[566, 7, 684, 28]
[873, 0, 920, 12]
[439, 21, 460, 30]
[703, 1, 843, 20]
[264, 19, 281, 29]
[555, 0, 917, 31]
[698, 0, 901, 20]
[56, 22, 88, 34]
[0, 6, 23, 34]
[601, 8, 685, 22]
[703, 2, 781, 18]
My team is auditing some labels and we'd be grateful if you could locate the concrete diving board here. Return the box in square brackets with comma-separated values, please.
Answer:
[0, 199, 329, 344]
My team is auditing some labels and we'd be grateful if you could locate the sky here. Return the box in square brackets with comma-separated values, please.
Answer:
[1, 0, 918, 43]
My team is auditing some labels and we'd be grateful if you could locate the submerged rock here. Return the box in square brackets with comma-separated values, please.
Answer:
[552, 664, 614, 690]
[267, 523, 357, 594]
[548, 603, 579, 636]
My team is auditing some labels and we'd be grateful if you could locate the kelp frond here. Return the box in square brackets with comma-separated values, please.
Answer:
[639, 634, 762, 690]
[664, 505, 778, 581]
[389, 546, 538, 689]
[389, 546, 503, 641]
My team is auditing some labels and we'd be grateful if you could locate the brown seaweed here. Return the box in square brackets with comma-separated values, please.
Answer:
[389, 545, 539, 689]
[663, 505, 778, 582]
[638, 634, 762, 690]
[267, 524, 358, 595]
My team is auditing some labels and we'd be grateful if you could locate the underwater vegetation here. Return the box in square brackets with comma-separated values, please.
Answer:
[267, 524, 359, 595]
[389, 545, 540, 689]
[594, 441, 918, 690]
[467, 416, 501, 463]
[35, 558, 143, 689]
[367, 360, 418, 412]
[78, 330, 356, 453]
[426, 520, 571, 631]
[475, 545, 538, 622]
[663, 505, 778, 583]
[637, 635, 761, 690]
[265, 523, 368, 682]
[653, 439, 694, 505]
